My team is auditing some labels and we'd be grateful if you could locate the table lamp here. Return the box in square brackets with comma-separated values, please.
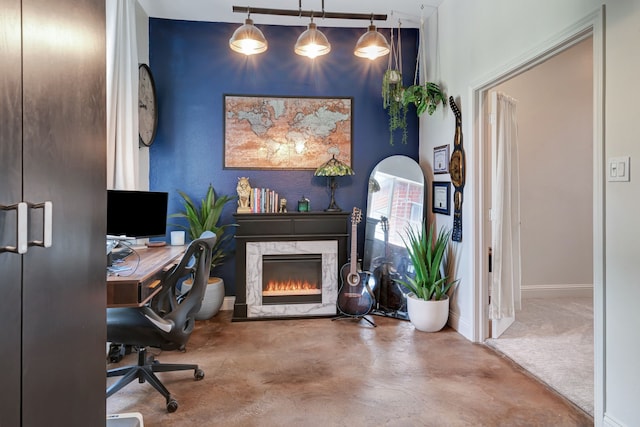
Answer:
[314, 154, 354, 212]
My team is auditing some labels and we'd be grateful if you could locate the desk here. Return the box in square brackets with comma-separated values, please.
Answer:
[107, 245, 185, 307]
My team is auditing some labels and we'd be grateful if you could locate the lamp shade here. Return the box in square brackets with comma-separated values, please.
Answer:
[229, 18, 268, 55]
[295, 22, 331, 59]
[314, 155, 354, 177]
[354, 25, 390, 60]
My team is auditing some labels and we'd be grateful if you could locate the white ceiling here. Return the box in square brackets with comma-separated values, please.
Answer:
[136, 0, 444, 29]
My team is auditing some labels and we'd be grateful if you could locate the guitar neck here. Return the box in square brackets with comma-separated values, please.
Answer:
[349, 220, 358, 275]
[385, 233, 390, 260]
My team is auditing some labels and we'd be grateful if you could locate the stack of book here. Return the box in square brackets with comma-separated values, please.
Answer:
[250, 188, 280, 213]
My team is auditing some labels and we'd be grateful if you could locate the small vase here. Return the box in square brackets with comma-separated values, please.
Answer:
[181, 277, 225, 320]
[406, 293, 449, 332]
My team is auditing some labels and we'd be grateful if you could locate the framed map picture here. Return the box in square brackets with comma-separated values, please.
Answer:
[223, 95, 353, 170]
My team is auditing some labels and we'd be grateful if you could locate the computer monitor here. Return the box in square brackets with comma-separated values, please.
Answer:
[107, 190, 169, 239]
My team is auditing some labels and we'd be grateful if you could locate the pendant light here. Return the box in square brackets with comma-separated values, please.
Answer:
[229, 13, 268, 56]
[294, 17, 331, 59]
[231, 3, 389, 60]
[354, 19, 390, 60]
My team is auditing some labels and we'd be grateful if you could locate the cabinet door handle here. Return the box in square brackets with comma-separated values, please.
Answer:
[0, 202, 28, 254]
[29, 201, 53, 248]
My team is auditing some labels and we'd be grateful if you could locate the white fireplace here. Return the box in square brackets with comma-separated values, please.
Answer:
[245, 240, 338, 318]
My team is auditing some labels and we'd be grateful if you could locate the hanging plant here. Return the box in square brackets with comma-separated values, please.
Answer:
[383, 69, 407, 145]
[382, 24, 409, 145]
[401, 19, 447, 120]
[402, 82, 446, 116]
[382, 69, 402, 108]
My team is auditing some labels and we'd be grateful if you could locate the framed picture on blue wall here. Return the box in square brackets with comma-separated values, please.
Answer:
[432, 181, 451, 215]
[223, 94, 353, 170]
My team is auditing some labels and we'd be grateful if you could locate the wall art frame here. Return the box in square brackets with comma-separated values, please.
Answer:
[223, 94, 353, 170]
[433, 144, 450, 174]
[432, 181, 451, 215]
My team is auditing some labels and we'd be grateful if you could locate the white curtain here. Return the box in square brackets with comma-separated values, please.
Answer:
[490, 93, 521, 319]
[106, 0, 139, 190]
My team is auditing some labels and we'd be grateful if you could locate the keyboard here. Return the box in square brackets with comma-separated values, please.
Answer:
[110, 248, 133, 263]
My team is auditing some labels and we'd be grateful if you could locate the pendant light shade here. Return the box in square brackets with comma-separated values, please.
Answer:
[354, 24, 390, 60]
[294, 21, 331, 59]
[229, 18, 268, 55]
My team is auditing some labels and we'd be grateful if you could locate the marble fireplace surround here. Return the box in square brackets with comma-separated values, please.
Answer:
[246, 240, 338, 318]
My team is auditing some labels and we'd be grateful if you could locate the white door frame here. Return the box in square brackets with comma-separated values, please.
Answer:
[468, 7, 604, 422]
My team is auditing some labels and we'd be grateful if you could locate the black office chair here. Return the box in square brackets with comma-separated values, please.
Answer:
[106, 233, 216, 412]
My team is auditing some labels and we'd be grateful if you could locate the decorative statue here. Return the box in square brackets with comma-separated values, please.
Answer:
[279, 198, 287, 213]
[236, 177, 251, 213]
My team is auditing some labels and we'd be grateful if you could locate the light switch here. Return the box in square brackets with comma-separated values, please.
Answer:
[608, 156, 630, 182]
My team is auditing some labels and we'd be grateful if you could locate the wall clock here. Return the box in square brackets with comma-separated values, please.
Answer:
[448, 96, 465, 242]
[138, 63, 158, 147]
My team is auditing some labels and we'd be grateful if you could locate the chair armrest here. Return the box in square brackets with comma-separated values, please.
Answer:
[142, 307, 175, 334]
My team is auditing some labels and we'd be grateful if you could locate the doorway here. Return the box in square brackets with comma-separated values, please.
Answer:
[474, 17, 603, 415]
[486, 36, 594, 337]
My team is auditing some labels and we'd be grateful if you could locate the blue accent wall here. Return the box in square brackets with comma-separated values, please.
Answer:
[148, 18, 419, 295]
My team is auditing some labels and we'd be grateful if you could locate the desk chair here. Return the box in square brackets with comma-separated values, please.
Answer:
[107, 233, 216, 412]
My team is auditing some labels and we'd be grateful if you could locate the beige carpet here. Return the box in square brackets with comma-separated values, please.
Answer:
[486, 297, 594, 416]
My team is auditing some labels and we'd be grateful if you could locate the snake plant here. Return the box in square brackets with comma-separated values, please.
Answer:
[397, 222, 457, 301]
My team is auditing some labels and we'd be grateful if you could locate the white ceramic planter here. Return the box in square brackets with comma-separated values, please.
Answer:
[181, 277, 225, 320]
[406, 293, 449, 332]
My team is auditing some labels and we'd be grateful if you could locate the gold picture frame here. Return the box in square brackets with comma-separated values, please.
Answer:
[223, 95, 353, 170]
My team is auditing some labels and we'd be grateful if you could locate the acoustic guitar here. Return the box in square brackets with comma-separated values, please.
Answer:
[336, 207, 375, 317]
[373, 216, 402, 312]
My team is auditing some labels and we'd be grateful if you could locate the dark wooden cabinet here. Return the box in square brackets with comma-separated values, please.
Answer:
[0, 0, 106, 425]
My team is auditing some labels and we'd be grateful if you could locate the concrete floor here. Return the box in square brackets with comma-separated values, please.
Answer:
[107, 311, 593, 426]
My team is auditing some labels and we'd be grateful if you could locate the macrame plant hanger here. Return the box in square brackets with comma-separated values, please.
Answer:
[383, 24, 402, 108]
[414, 14, 427, 86]
[383, 20, 411, 144]
[404, 6, 445, 118]
[389, 22, 402, 82]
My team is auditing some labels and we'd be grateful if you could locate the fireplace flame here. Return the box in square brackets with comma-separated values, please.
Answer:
[263, 279, 321, 296]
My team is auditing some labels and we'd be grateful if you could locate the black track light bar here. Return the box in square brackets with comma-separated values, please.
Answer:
[232, 6, 387, 22]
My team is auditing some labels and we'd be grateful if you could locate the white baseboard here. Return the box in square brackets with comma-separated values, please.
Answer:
[603, 412, 625, 427]
[221, 296, 235, 311]
[448, 310, 474, 341]
[521, 283, 593, 299]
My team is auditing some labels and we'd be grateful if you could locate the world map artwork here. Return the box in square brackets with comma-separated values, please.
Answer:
[224, 96, 352, 169]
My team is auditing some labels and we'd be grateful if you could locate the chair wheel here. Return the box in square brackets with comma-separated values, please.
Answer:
[194, 368, 205, 380]
[167, 398, 178, 413]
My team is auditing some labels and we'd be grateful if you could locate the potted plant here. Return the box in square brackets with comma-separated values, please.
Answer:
[381, 24, 409, 146]
[169, 183, 237, 320]
[396, 222, 458, 332]
[402, 82, 447, 117]
[382, 70, 408, 146]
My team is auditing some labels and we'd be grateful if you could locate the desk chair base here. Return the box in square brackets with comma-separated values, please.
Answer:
[107, 347, 204, 413]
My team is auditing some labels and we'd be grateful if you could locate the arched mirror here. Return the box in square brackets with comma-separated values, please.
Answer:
[363, 155, 425, 320]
